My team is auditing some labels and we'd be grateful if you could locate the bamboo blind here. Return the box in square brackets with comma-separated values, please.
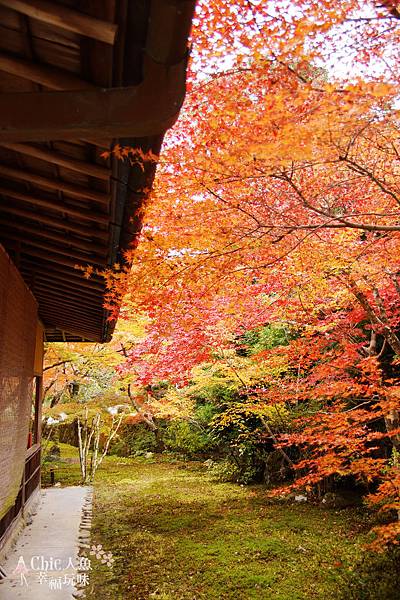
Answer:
[0, 244, 37, 519]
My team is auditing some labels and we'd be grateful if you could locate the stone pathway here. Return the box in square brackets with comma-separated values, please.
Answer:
[0, 486, 92, 600]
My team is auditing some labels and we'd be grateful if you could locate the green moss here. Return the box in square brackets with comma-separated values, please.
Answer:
[46, 448, 366, 600]
[41, 442, 82, 486]
[41, 444, 392, 599]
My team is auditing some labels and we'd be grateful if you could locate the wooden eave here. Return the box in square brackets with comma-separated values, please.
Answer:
[0, 0, 196, 342]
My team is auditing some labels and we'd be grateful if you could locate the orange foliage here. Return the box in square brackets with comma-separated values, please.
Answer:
[103, 1, 400, 547]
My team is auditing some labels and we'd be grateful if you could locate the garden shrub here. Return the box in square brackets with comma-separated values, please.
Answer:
[208, 457, 260, 484]
[338, 546, 400, 600]
[111, 424, 157, 456]
[162, 420, 215, 457]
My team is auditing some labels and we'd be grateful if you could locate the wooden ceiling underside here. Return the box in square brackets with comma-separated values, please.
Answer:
[0, 0, 195, 342]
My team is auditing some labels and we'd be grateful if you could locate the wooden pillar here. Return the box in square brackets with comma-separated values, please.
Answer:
[33, 377, 43, 445]
[33, 321, 44, 445]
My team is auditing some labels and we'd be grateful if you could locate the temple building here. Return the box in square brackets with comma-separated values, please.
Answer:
[0, 0, 195, 556]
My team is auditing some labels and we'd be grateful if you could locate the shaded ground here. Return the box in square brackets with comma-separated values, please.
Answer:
[42, 445, 372, 600]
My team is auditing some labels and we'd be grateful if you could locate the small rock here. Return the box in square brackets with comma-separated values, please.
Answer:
[48, 444, 61, 459]
[294, 494, 307, 503]
[320, 491, 361, 509]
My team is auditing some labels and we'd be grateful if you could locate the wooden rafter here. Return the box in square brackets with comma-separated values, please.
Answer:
[34, 292, 104, 314]
[1, 232, 107, 264]
[0, 186, 109, 225]
[35, 295, 103, 315]
[44, 331, 89, 342]
[22, 263, 105, 291]
[40, 310, 102, 329]
[0, 164, 109, 203]
[1, 143, 109, 180]
[46, 330, 101, 342]
[41, 320, 101, 338]
[0, 58, 186, 141]
[0, 217, 108, 254]
[38, 301, 102, 320]
[22, 248, 103, 272]
[0, 0, 118, 44]
[0, 203, 108, 239]
[0, 52, 94, 90]
[32, 278, 102, 301]
[30, 283, 103, 303]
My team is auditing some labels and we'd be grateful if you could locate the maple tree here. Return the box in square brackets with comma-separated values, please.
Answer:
[96, 0, 400, 547]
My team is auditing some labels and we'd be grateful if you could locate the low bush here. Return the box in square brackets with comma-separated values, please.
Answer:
[207, 457, 259, 484]
[162, 420, 216, 457]
[110, 424, 157, 456]
[338, 546, 400, 600]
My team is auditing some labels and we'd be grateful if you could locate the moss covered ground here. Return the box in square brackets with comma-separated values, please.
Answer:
[40, 444, 382, 599]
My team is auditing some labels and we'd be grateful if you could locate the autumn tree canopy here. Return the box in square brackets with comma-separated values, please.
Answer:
[99, 0, 400, 546]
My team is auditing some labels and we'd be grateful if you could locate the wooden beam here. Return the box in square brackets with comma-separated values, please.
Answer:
[34, 377, 43, 445]
[40, 305, 103, 324]
[44, 332, 91, 342]
[42, 304, 106, 321]
[41, 317, 100, 337]
[22, 259, 106, 289]
[27, 278, 103, 301]
[22, 271, 105, 296]
[0, 58, 186, 141]
[42, 324, 99, 339]
[35, 295, 103, 316]
[146, 0, 197, 65]
[80, 138, 110, 150]
[0, 202, 108, 239]
[44, 327, 101, 342]
[43, 326, 101, 342]
[21, 247, 94, 269]
[0, 231, 107, 264]
[0, 164, 109, 203]
[34, 291, 104, 314]
[0, 52, 94, 90]
[41, 321, 101, 337]
[32, 267, 105, 291]
[1, 143, 109, 180]
[33, 278, 102, 301]
[37, 299, 102, 319]
[39, 309, 101, 330]
[0, 216, 108, 254]
[0, 0, 117, 44]
[0, 186, 109, 225]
